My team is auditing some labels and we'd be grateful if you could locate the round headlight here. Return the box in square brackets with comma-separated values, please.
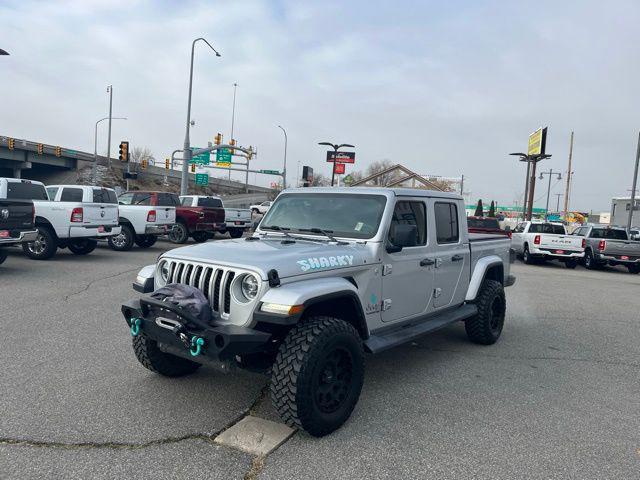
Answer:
[241, 274, 259, 300]
[158, 261, 170, 285]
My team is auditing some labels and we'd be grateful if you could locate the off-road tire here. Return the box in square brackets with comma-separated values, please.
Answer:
[68, 239, 97, 255]
[565, 258, 578, 269]
[523, 245, 534, 265]
[132, 335, 201, 377]
[0, 250, 7, 265]
[169, 221, 189, 244]
[108, 224, 135, 251]
[229, 229, 243, 239]
[465, 279, 506, 345]
[584, 250, 598, 270]
[627, 264, 640, 274]
[191, 231, 208, 243]
[23, 226, 57, 260]
[135, 235, 157, 248]
[270, 316, 364, 437]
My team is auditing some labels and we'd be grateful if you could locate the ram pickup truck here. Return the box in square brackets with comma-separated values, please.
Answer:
[511, 220, 584, 268]
[181, 196, 252, 239]
[0, 198, 37, 266]
[0, 179, 121, 259]
[110, 191, 177, 251]
[572, 224, 640, 273]
[122, 187, 515, 437]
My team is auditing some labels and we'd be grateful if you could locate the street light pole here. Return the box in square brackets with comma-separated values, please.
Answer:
[278, 125, 287, 189]
[106, 86, 113, 166]
[181, 38, 221, 196]
[318, 142, 355, 187]
[94, 116, 126, 183]
[539, 168, 562, 220]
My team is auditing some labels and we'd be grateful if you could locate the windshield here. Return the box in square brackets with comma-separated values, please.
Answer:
[467, 218, 500, 229]
[261, 193, 387, 239]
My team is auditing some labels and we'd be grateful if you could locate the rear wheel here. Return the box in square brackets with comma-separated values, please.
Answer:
[134, 235, 157, 248]
[68, 239, 97, 255]
[191, 231, 208, 243]
[627, 264, 640, 274]
[523, 245, 534, 265]
[270, 316, 364, 437]
[108, 224, 135, 251]
[23, 226, 57, 260]
[565, 258, 578, 269]
[132, 335, 201, 377]
[229, 229, 243, 239]
[169, 221, 189, 244]
[0, 250, 7, 265]
[584, 250, 598, 270]
[465, 279, 506, 345]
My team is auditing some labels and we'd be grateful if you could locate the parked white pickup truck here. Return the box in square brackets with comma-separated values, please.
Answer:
[0, 179, 121, 260]
[110, 191, 176, 251]
[511, 220, 585, 268]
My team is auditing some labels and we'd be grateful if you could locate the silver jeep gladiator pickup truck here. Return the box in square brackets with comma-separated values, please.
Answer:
[123, 187, 515, 436]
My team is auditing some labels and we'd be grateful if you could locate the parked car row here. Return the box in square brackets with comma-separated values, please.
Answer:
[0, 177, 254, 265]
[510, 220, 640, 274]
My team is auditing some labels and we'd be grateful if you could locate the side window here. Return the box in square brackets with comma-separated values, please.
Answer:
[388, 201, 427, 246]
[60, 188, 83, 202]
[46, 187, 59, 201]
[132, 193, 152, 206]
[181, 197, 193, 206]
[118, 193, 134, 205]
[157, 193, 179, 206]
[92, 188, 118, 204]
[591, 229, 603, 239]
[435, 202, 459, 244]
[513, 223, 525, 233]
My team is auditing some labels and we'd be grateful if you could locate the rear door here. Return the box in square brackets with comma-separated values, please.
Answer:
[196, 197, 224, 223]
[87, 188, 119, 226]
[510, 222, 527, 253]
[431, 200, 469, 309]
[382, 198, 433, 322]
[154, 193, 177, 224]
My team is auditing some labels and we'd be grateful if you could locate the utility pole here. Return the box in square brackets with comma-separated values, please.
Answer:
[278, 125, 287, 189]
[555, 193, 563, 212]
[563, 131, 574, 219]
[627, 132, 640, 232]
[106, 85, 113, 167]
[229, 82, 238, 182]
[539, 169, 562, 220]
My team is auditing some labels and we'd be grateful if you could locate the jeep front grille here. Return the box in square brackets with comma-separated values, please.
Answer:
[165, 260, 237, 315]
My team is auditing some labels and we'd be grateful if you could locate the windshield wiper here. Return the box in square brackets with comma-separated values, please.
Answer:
[298, 228, 346, 244]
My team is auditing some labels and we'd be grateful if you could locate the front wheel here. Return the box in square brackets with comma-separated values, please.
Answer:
[270, 316, 364, 437]
[229, 229, 243, 239]
[584, 250, 598, 270]
[68, 239, 97, 255]
[108, 224, 135, 251]
[132, 335, 201, 377]
[191, 231, 208, 243]
[465, 279, 506, 345]
[23, 226, 57, 260]
[135, 235, 157, 248]
[168, 222, 189, 244]
[0, 250, 7, 265]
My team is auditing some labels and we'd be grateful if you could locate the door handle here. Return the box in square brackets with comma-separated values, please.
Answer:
[420, 258, 435, 266]
[451, 254, 464, 262]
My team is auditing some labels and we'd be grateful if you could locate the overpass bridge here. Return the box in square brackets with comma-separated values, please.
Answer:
[0, 135, 273, 196]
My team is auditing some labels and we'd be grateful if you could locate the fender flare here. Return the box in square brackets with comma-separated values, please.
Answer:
[465, 255, 504, 301]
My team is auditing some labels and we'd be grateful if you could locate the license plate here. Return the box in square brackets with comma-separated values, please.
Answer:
[555, 250, 565, 254]
[234, 221, 243, 225]
[98, 226, 105, 233]
[621, 255, 629, 260]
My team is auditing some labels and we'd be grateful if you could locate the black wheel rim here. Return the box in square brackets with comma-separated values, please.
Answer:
[170, 225, 185, 241]
[489, 296, 504, 333]
[314, 347, 353, 414]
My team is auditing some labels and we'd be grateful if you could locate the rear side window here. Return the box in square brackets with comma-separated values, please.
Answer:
[60, 188, 83, 202]
[46, 187, 59, 200]
[92, 188, 117, 204]
[388, 201, 427, 246]
[132, 193, 152, 206]
[180, 197, 194, 206]
[157, 193, 180, 206]
[197, 197, 223, 208]
[435, 202, 459, 243]
[6, 181, 48, 200]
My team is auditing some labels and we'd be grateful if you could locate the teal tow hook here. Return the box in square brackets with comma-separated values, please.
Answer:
[190, 336, 205, 357]
[130, 318, 142, 337]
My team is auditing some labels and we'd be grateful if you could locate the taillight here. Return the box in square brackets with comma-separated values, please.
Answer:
[0, 230, 9, 238]
[534, 235, 541, 245]
[71, 207, 83, 223]
[508, 231, 512, 239]
[598, 240, 606, 251]
[147, 210, 156, 222]
[581, 238, 586, 249]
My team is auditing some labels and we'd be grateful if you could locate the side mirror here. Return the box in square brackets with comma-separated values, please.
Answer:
[386, 224, 418, 253]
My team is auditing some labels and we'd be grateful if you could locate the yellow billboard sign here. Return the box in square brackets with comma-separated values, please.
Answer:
[528, 127, 547, 156]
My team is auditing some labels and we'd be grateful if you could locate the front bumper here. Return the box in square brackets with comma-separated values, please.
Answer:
[0, 229, 38, 245]
[145, 224, 173, 235]
[70, 225, 121, 238]
[122, 296, 272, 362]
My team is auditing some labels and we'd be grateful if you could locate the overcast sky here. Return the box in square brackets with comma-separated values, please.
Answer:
[1, 0, 639, 211]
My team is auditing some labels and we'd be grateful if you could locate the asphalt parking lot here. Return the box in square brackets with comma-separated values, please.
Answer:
[1, 240, 639, 479]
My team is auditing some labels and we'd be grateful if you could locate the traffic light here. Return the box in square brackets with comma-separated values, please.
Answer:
[54, 146, 61, 157]
[214, 133, 223, 145]
[37, 143, 43, 155]
[8, 138, 14, 150]
[247, 146, 254, 160]
[191, 163, 196, 173]
[141, 159, 147, 169]
[118, 141, 129, 162]
[165, 158, 170, 170]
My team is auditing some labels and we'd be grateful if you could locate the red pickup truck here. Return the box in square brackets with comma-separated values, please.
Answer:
[466, 216, 511, 238]
[127, 191, 225, 243]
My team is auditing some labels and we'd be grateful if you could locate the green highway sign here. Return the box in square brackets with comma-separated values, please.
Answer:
[195, 173, 209, 186]
[260, 169, 281, 175]
[190, 148, 210, 165]
[216, 148, 232, 164]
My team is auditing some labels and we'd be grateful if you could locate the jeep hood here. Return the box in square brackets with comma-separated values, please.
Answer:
[162, 237, 377, 279]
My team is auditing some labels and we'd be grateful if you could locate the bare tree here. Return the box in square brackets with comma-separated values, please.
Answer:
[130, 147, 155, 166]
[427, 178, 455, 192]
[311, 173, 331, 186]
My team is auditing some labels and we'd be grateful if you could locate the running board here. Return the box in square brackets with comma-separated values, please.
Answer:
[364, 303, 478, 354]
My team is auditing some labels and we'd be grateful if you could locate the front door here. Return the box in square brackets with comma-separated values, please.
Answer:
[382, 199, 434, 323]
[431, 201, 469, 308]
